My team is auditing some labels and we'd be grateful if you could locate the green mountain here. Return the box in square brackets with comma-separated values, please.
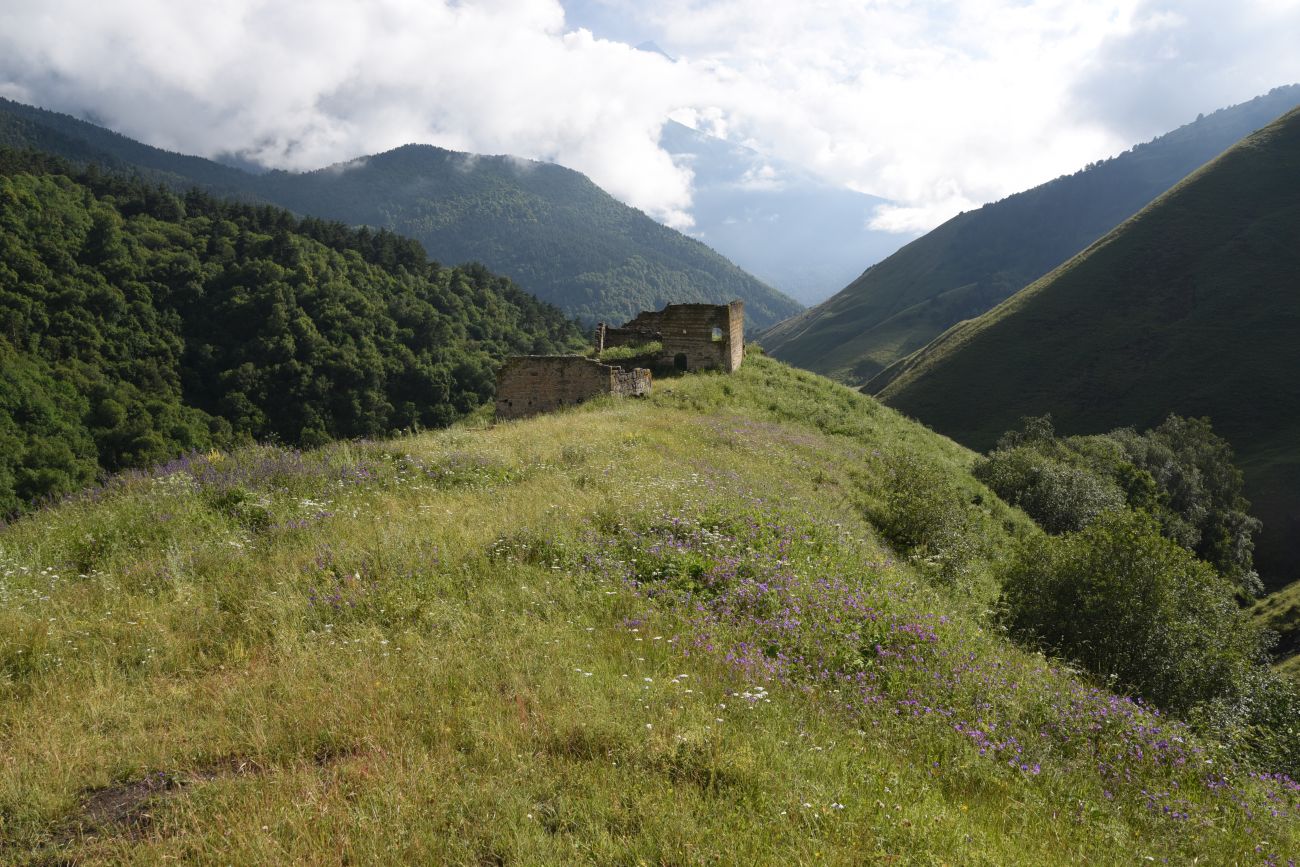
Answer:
[871, 107, 1300, 590]
[761, 85, 1300, 383]
[0, 97, 801, 329]
[1, 356, 1296, 863]
[255, 145, 802, 328]
[1255, 581, 1300, 684]
[0, 149, 583, 515]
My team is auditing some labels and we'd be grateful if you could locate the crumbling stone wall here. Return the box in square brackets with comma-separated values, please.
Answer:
[596, 300, 744, 372]
[596, 324, 659, 351]
[612, 366, 652, 396]
[495, 356, 651, 420]
[496, 300, 742, 423]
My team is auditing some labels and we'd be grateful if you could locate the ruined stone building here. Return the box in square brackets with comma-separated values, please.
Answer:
[495, 356, 651, 421]
[494, 300, 743, 421]
[596, 300, 744, 373]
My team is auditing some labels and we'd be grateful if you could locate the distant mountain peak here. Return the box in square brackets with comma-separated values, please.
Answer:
[0, 96, 802, 329]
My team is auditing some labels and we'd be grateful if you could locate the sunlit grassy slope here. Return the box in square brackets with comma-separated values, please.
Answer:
[1, 356, 1296, 864]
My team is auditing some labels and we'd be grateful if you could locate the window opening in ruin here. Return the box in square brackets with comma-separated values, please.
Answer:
[711, 326, 723, 342]
[674, 353, 688, 371]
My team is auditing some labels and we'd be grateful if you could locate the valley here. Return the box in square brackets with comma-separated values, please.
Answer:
[2, 15, 1300, 858]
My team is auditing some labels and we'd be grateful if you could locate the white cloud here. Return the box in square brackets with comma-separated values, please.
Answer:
[736, 163, 783, 192]
[1069, 0, 1300, 139]
[1, 0, 1297, 233]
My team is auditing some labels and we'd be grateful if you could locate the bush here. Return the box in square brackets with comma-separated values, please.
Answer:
[974, 446, 1124, 533]
[1179, 660, 1300, 778]
[596, 341, 662, 361]
[984, 414, 1262, 595]
[874, 450, 980, 582]
[1000, 510, 1262, 716]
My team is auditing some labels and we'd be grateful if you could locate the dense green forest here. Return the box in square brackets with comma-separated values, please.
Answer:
[0, 149, 584, 515]
[0, 98, 801, 330]
[974, 414, 1262, 596]
[761, 85, 1300, 382]
[256, 145, 803, 328]
[873, 107, 1300, 594]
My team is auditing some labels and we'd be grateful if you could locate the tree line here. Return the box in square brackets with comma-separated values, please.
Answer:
[0, 148, 584, 515]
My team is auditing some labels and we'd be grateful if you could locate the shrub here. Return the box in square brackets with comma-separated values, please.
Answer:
[984, 414, 1262, 595]
[874, 450, 980, 582]
[596, 341, 662, 361]
[1000, 510, 1262, 716]
[974, 446, 1124, 533]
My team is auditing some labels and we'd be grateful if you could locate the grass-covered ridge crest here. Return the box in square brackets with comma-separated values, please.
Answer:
[0, 356, 1294, 864]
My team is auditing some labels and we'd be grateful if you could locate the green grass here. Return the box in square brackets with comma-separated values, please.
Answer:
[874, 107, 1300, 592]
[596, 341, 663, 362]
[0, 356, 1295, 864]
[1256, 583, 1300, 684]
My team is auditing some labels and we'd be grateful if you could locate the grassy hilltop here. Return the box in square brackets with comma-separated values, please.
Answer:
[1, 356, 1296, 864]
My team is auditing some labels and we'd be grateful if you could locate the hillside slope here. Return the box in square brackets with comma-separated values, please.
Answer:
[0, 149, 583, 515]
[762, 85, 1300, 383]
[0, 357, 1295, 864]
[873, 107, 1300, 588]
[256, 145, 802, 328]
[0, 98, 801, 329]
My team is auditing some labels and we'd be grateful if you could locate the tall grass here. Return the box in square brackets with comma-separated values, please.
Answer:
[0, 357, 1294, 864]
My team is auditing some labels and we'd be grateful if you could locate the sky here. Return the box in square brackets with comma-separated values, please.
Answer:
[1, 0, 1297, 233]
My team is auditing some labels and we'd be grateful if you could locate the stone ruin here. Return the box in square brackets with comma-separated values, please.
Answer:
[494, 356, 651, 420]
[595, 300, 745, 374]
[494, 300, 744, 421]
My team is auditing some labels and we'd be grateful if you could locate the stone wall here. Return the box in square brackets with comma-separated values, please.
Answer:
[651, 301, 744, 373]
[596, 300, 744, 373]
[495, 356, 651, 420]
[496, 300, 741, 423]
[612, 366, 652, 396]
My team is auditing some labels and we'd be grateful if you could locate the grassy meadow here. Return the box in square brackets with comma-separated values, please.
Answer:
[0, 356, 1296, 864]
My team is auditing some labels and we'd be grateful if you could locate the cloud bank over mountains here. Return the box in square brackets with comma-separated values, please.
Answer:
[1, 0, 1297, 233]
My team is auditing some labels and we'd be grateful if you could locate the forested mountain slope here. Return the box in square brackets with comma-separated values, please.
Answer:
[762, 85, 1300, 383]
[256, 145, 802, 328]
[873, 107, 1300, 589]
[0, 98, 801, 329]
[0, 149, 583, 515]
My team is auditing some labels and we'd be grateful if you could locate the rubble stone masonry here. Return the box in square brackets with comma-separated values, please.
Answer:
[596, 300, 744, 373]
[495, 356, 651, 420]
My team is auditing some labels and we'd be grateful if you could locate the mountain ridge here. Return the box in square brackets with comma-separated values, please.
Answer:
[0, 148, 584, 514]
[761, 84, 1300, 382]
[0, 97, 801, 329]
